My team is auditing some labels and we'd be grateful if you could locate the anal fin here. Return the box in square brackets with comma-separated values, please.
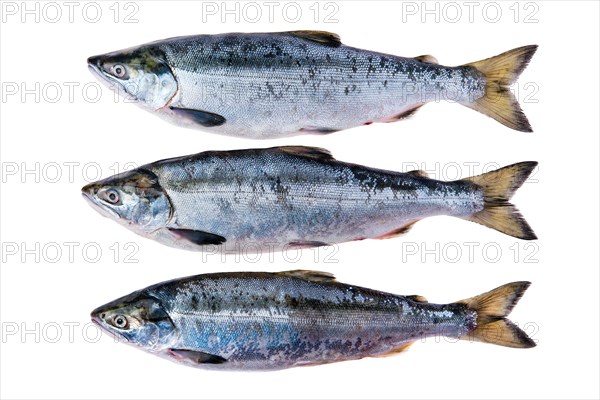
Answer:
[374, 341, 415, 358]
[381, 104, 424, 123]
[375, 220, 420, 239]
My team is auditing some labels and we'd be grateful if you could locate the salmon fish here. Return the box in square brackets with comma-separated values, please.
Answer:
[91, 270, 535, 371]
[81, 146, 537, 252]
[87, 31, 537, 138]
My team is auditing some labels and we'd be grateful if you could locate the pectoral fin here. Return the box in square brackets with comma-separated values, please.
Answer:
[168, 228, 226, 246]
[168, 349, 227, 365]
[287, 240, 330, 249]
[299, 127, 339, 135]
[169, 107, 226, 127]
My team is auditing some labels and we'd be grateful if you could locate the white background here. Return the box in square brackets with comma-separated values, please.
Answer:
[1, 1, 598, 399]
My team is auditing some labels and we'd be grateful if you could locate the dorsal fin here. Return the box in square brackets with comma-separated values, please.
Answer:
[288, 30, 342, 47]
[407, 169, 429, 178]
[275, 146, 335, 161]
[415, 54, 439, 64]
[277, 270, 337, 283]
[407, 295, 428, 303]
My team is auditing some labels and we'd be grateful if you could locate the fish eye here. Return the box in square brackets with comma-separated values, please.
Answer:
[111, 64, 128, 79]
[99, 188, 121, 205]
[113, 314, 129, 329]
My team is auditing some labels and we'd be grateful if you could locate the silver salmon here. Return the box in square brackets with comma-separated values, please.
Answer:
[87, 31, 537, 138]
[91, 270, 535, 371]
[81, 146, 537, 252]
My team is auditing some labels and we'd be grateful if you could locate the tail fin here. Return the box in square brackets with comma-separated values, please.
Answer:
[461, 45, 538, 132]
[462, 161, 537, 240]
[458, 282, 535, 348]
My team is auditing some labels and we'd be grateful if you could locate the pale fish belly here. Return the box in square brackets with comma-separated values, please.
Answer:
[159, 36, 484, 138]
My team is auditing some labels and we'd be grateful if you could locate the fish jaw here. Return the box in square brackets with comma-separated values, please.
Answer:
[87, 55, 138, 103]
[91, 312, 130, 344]
[91, 292, 178, 353]
[87, 49, 178, 111]
[81, 169, 174, 240]
[81, 187, 120, 220]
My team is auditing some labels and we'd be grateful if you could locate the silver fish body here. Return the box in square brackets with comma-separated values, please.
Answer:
[81, 146, 537, 252]
[91, 270, 535, 370]
[87, 31, 537, 137]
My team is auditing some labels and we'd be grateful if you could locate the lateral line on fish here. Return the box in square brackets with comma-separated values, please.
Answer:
[168, 190, 478, 202]
[171, 310, 403, 327]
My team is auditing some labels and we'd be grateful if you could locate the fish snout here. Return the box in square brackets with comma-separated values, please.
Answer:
[81, 183, 97, 199]
[87, 55, 102, 68]
[87, 55, 106, 79]
[90, 307, 106, 326]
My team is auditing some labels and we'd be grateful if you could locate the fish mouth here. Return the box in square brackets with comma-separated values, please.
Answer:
[87, 56, 109, 83]
[81, 189, 120, 220]
[90, 312, 129, 343]
[87, 62, 120, 95]
[87, 55, 133, 100]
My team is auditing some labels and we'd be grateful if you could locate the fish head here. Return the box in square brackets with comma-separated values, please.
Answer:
[81, 169, 172, 234]
[91, 292, 177, 351]
[87, 46, 177, 110]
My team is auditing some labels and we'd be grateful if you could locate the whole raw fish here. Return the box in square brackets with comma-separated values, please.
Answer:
[81, 146, 537, 252]
[87, 31, 537, 138]
[91, 270, 535, 370]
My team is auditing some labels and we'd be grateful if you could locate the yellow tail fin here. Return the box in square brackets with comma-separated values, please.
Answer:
[458, 282, 536, 348]
[462, 161, 537, 240]
[461, 45, 538, 132]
